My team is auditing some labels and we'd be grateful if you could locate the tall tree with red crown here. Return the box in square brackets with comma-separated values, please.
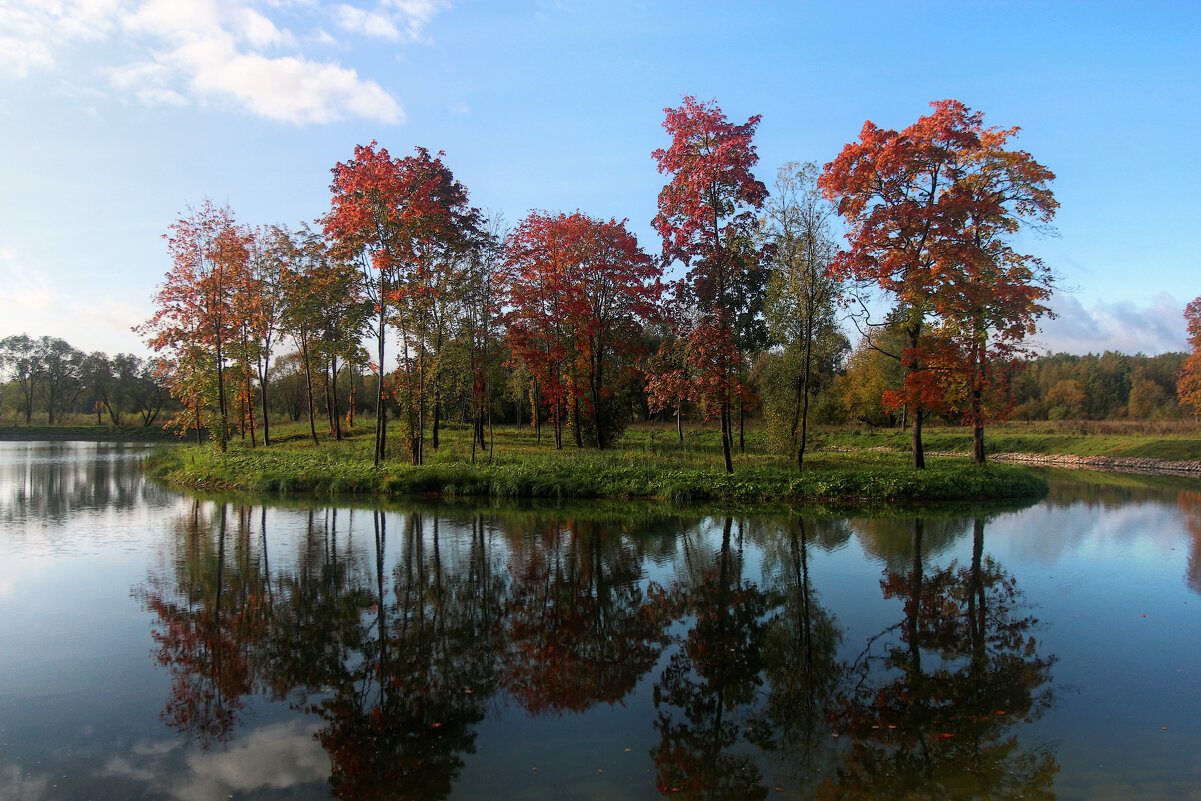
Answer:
[325, 142, 478, 466]
[820, 100, 1056, 468]
[652, 96, 768, 473]
[1179, 298, 1201, 418]
[140, 200, 250, 451]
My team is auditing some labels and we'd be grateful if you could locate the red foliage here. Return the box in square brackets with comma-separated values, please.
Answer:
[501, 211, 660, 448]
[1178, 298, 1201, 416]
[820, 100, 1056, 462]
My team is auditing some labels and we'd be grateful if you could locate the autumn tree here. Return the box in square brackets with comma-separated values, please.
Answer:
[502, 211, 660, 449]
[758, 162, 847, 471]
[140, 200, 250, 450]
[653, 96, 768, 473]
[820, 100, 1055, 468]
[1179, 298, 1201, 418]
[325, 143, 480, 466]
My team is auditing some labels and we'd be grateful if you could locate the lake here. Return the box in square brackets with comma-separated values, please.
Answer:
[1, 440, 1199, 800]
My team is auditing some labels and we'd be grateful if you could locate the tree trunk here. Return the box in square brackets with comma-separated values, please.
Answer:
[301, 327, 319, 446]
[374, 306, 386, 466]
[720, 402, 734, 474]
[257, 354, 271, 447]
[911, 407, 925, 469]
[330, 356, 343, 442]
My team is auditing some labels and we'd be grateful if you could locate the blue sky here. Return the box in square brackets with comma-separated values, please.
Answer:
[1, 0, 1197, 357]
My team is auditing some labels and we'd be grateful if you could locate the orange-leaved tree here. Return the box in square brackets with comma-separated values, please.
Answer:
[325, 142, 479, 466]
[140, 200, 250, 450]
[652, 96, 768, 473]
[502, 211, 660, 449]
[820, 100, 1056, 468]
[1179, 298, 1201, 418]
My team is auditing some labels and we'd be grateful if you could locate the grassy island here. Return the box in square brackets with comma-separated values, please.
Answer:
[145, 423, 1047, 506]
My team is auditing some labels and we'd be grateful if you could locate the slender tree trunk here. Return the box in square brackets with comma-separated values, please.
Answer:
[374, 305, 386, 466]
[798, 319, 814, 473]
[300, 327, 319, 446]
[720, 402, 734, 473]
[911, 407, 925, 469]
[246, 373, 257, 447]
[330, 356, 343, 442]
[257, 353, 271, 447]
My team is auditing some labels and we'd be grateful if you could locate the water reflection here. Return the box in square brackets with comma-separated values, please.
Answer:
[0, 441, 170, 527]
[826, 516, 1057, 800]
[134, 500, 1062, 799]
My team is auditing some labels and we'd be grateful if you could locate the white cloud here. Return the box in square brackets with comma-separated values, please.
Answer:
[1036, 292, 1189, 356]
[0, 763, 49, 801]
[0, 0, 446, 124]
[101, 722, 327, 800]
[336, 4, 402, 40]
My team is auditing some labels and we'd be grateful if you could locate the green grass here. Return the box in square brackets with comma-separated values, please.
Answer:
[812, 420, 1201, 461]
[145, 421, 1047, 505]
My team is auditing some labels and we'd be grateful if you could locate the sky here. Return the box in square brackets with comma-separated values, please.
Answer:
[0, 0, 1197, 359]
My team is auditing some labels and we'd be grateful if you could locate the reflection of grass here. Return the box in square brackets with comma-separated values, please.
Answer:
[146, 422, 1046, 505]
[813, 421, 1201, 461]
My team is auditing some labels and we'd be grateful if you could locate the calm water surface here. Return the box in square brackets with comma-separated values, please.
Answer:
[2, 441, 1200, 800]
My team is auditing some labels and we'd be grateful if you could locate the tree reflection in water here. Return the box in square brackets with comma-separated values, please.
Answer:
[651, 517, 771, 799]
[137, 502, 1059, 800]
[1180, 491, 1201, 595]
[499, 515, 672, 715]
[821, 516, 1058, 800]
[138, 501, 271, 749]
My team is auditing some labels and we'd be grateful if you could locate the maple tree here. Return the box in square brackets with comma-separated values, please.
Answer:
[502, 210, 660, 449]
[325, 142, 480, 466]
[1178, 297, 1201, 417]
[653, 96, 768, 472]
[820, 100, 1056, 468]
[140, 200, 250, 450]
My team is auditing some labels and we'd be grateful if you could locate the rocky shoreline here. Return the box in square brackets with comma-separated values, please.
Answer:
[989, 452, 1201, 476]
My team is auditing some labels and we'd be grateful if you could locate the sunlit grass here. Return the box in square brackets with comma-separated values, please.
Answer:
[147, 420, 1047, 504]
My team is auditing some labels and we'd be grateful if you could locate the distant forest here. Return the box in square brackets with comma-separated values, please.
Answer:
[0, 332, 1190, 429]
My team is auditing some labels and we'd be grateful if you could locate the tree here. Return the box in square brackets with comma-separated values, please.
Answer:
[502, 211, 660, 449]
[820, 99, 1055, 468]
[652, 96, 768, 473]
[759, 162, 846, 471]
[325, 142, 480, 466]
[1179, 298, 1201, 418]
[0, 334, 41, 424]
[37, 336, 85, 424]
[140, 200, 250, 450]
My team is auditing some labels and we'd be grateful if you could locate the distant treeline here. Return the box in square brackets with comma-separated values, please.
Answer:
[1, 331, 1191, 430]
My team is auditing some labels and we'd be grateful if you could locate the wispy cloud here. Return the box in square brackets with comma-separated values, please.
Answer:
[0, 0, 449, 124]
[1035, 292, 1189, 356]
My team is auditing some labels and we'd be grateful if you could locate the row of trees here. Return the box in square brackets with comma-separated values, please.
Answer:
[0, 334, 171, 426]
[139, 97, 1079, 471]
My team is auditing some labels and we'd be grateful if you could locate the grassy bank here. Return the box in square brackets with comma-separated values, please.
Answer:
[146, 422, 1046, 505]
[813, 420, 1201, 461]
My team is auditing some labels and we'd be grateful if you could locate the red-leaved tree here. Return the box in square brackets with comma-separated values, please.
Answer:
[652, 96, 768, 473]
[1179, 298, 1201, 418]
[820, 100, 1056, 467]
[502, 211, 660, 449]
